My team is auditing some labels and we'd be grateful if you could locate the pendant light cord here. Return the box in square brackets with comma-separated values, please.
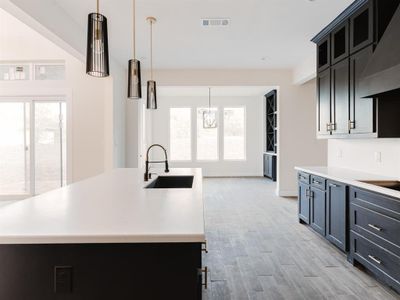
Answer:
[150, 19, 153, 80]
[97, 0, 99, 14]
[132, 0, 136, 59]
[208, 88, 211, 112]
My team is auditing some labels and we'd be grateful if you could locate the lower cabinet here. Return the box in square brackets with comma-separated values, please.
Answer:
[326, 181, 347, 251]
[298, 182, 310, 224]
[310, 187, 326, 236]
[263, 153, 277, 181]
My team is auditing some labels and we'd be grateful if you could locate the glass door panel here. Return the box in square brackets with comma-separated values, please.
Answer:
[0, 102, 30, 195]
[34, 102, 64, 194]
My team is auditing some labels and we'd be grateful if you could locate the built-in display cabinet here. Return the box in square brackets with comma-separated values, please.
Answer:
[298, 171, 400, 294]
[313, 0, 400, 139]
[264, 90, 277, 181]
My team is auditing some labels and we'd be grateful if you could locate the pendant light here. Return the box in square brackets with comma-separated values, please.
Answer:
[203, 87, 217, 129]
[128, 0, 142, 99]
[146, 17, 157, 109]
[86, 0, 110, 77]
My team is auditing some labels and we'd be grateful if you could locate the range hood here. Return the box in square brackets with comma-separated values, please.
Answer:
[360, 5, 400, 98]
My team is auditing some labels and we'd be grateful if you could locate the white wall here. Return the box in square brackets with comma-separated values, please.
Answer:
[0, 8, 114, 182]
[328, 139, 400, 178]
[149, 95, 264, 177]
[126, 70, 327, 195]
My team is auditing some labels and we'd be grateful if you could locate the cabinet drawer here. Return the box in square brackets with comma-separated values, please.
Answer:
[351, 231, 400, 290]
[351, 203, 400, 250]
[350, 187, 400, 219]
[311, 175, 326, 191]
[298, 172, 310, 185]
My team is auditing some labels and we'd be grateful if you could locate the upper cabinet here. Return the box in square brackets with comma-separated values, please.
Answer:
[312, 0, 400, 139]
[350, 2, 373, 54]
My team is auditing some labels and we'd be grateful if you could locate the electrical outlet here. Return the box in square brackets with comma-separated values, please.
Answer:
[374, 152, 382, 163]
[54, 266, 73, 293]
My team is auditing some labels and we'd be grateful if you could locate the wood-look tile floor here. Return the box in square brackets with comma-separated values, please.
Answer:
[202, 178, 400, 300]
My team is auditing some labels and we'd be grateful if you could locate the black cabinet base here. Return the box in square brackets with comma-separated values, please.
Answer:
[0, 243, 202, 300]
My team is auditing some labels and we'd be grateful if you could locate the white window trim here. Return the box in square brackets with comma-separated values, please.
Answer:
[169, 107, 193, 162]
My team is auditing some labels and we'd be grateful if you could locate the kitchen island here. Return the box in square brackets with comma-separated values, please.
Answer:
[0, 168, 205, 299]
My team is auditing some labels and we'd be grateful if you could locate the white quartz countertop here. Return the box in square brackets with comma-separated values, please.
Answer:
[295, 166, 400, 199]
[0, 168, 205, 244]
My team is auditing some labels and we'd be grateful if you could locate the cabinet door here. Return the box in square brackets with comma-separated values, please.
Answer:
[350, 1, 374, 54]
[332, 21, 349, 65]
[317, 68, 331, 136]
[310, 187, 326, 236]
[317, 36, 331, 72]
[326, 181, 347, 251]
[331, 59, 350, 135]
[350, 45, 375, 134]
[263, 154, 272, 178]
[298, 183, 310, 224]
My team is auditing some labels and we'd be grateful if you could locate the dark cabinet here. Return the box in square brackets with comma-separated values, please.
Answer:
[312, 0, 400, 139]
[263, 153, 276, 181]
[350, 1, 373, 54]
[349, 45, 375, 134]
[298, 182, 310, 224]
[317, 68, 331, 136]
[326, 180, 347, 251]
[331, 59, 350, 135]
[317, 36, 331, 72]
[310, 187, 326, 236]
[332, 21, 349, 65]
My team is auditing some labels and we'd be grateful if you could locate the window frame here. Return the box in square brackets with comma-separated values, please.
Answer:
[223, 106, 247, 161]
[195, 106, 220, 162]
[169, 107, 193, 162]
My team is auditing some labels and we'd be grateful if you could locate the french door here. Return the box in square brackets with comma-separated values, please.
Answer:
[0, 99, 66, 198]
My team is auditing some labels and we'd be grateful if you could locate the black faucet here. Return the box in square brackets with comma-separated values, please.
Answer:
[144, 144, 169, 181]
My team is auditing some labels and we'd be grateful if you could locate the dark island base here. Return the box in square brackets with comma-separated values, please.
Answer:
[0, 242, 202, 300]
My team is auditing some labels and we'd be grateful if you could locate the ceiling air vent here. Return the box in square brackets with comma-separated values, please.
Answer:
[201, 18, 230, 27]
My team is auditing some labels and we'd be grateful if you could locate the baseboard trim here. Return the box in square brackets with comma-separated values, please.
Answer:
[277, 190, 297, 197]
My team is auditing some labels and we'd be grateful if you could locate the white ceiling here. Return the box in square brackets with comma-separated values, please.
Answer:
[12, 0, 354, 70]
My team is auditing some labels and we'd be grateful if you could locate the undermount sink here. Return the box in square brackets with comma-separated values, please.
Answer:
[145, 176, 194, 189]
[358, 180, 400, 191]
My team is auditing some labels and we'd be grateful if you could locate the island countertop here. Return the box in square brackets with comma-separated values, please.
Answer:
[0, 168, 205, 244]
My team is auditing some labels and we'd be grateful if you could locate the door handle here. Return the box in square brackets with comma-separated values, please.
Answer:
[200, 267, 208, 289]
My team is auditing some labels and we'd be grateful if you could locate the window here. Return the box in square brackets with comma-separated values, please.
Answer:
[224, 107, 246, 160]
[170, 108, 191, 161]
[0, 100, 67, 197]
[0, 61, 65, 81]
[197, 107, 218, 160]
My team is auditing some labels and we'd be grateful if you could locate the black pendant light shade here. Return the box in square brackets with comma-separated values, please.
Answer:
[147, 80, 157, 109]
[86, 13, 110, 77]
[128, 59, 142, 98]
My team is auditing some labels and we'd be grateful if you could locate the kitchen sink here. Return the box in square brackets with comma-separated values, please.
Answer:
[358, 180, 400, 191]
[145, 176, 194, 189]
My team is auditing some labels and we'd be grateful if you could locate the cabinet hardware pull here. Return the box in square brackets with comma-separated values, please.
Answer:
[368, 224, 382, 232]
[202, 241, 208, 253]
[310, 191, 314, 199]
[305, 189, 309, 197]
[329, 183, 339, 188]
[368, 255, 382, 265]
[331, 123, 337, 131]
[313, 180, 322, 184]
[201, 267, 208, 289]
[326, 123, 331, 132]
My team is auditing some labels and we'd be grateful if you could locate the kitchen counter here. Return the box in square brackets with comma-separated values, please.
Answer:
[0, 168, 205, 244]
[295, 166, 400, 199]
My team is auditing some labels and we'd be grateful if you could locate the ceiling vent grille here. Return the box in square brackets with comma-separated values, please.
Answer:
[201, 18, 230, 27]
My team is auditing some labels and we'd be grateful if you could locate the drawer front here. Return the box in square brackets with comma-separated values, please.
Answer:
[351, 231, 400, 288]
[350, 187, 400, 220]
[351, 203, 400, 250]
[311, 175, 326, 191]
[298, 172, 310, 185]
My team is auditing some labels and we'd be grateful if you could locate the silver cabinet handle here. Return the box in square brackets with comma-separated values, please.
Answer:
[201, 267, 208, 289]
[326, 123, 331, 132]
[313, 180, 322, 184]
[368, 224, 382, 232]
[202, 241, 208, 253]
[329, 183, 339, 188]
[368, 255, 382, 265]
[331, 123, 337, 131]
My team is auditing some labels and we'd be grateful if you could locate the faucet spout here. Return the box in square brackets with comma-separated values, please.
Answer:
[144, 144, 169, 181]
